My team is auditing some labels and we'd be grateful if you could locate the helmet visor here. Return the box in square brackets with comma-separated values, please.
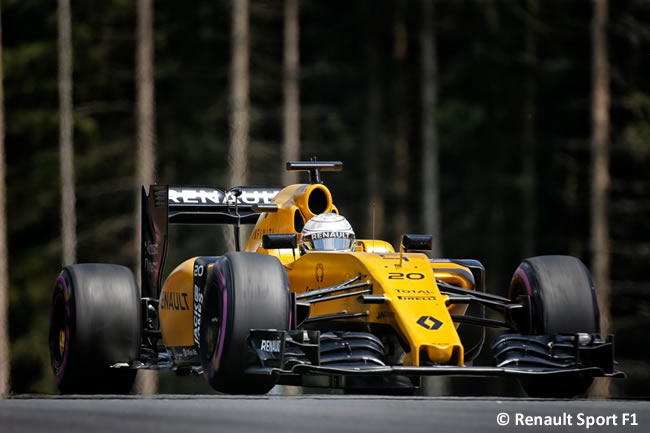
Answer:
[302, 232, 355, 252]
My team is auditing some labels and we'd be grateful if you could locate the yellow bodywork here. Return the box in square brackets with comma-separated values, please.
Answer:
[159, 259, 195, 348]
[159, 182, 475, 367]
[283, 251, 469, 366]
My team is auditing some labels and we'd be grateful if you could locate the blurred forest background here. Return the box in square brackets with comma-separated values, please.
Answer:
[0, 0, 648, 397]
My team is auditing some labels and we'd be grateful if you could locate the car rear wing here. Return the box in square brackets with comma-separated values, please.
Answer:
[167, 185, 280, 224]
[140, 184, 280, 298]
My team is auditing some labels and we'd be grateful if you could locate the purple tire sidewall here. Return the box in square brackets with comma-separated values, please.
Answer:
[208, 263, 229, 379]
[513, 265, 538, 334]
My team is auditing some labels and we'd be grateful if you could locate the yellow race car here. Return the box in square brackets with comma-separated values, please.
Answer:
[48, 161, 623, 396]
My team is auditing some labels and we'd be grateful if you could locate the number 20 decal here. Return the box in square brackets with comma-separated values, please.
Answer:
[388, 272, 424, 280]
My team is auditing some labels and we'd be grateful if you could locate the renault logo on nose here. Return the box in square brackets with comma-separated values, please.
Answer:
[417, 315, 442, 330]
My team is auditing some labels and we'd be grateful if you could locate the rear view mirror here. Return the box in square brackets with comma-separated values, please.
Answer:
[401, 234, 433, 252]
[263, 233, 298, 250]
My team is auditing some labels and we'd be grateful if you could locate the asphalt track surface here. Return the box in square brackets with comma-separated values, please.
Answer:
[0, 395, 647, 433]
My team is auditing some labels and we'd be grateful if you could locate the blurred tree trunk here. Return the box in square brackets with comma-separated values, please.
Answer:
[278, 2, 300, 389]
[282, 0, 300, 186]
[521, 0, 538, 258]
[58, 0, 76, 267]
[420, 0, 442, 257]
[392, 0, 408, 247]
[419, 0, 447, 397]
[590, 0, 611, 398]
[363, 9, 385, 241]
[134, 0, 157, 395]
[230, 0, 249, 188]
[0, 4, 10, 397]
[226, 0, 250, 251]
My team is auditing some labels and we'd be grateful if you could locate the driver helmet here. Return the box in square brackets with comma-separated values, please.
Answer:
[300, 212, 356, 252]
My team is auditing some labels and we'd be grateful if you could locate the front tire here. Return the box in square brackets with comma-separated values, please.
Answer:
[200, 252, 290, 394]
[49, 264, 141, 394]
[509, 255, 600, 398]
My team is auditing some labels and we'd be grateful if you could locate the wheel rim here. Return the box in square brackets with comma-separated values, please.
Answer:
[58, 329, 66, 356]
[205, 316, 220, 361]
[201, 266, 225, 374]
[49, 291, 68, 369]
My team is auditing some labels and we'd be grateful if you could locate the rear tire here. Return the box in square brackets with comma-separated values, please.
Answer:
[49, 264, 141, 394]
[509, 255, 600, 398]
[200, 252, 290, 394]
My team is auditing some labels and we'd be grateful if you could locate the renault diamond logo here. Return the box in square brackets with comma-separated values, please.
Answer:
[417, 315, 442, 330]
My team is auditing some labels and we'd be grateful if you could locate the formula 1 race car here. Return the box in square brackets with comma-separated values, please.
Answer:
[48, 161, 623, 396]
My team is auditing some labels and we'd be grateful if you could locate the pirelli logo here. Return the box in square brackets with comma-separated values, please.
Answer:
[396, 289, 437, 301]
[397, 295, 437, 301]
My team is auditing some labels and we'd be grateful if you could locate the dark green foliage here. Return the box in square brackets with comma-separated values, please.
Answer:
[2, 0, 649, 396]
